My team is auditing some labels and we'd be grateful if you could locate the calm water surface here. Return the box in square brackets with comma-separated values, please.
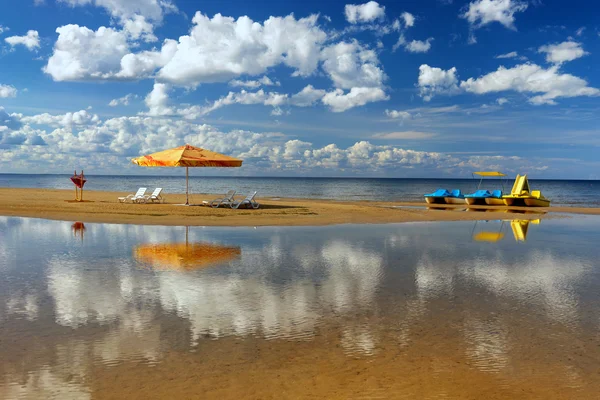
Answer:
[1, 217, 599, 399]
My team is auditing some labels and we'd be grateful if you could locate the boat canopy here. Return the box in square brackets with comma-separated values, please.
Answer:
[473, 171, 506, 177]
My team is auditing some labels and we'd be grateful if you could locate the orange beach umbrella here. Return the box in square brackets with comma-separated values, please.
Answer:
[131, 144, 243, 205]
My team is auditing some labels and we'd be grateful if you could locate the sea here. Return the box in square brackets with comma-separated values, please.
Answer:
[1, 173, 599, 207]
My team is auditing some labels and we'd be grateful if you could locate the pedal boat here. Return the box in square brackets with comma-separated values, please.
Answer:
[502, 175, 551, 207]
[424, 188, 451, 204]
[484, 190, 505, 205]
[445, 189, 466, 205]
[464, 190, 492, 205]
[524, 191, 550, 207]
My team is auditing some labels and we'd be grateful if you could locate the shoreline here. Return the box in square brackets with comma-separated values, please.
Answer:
[1, 188, 599, 227]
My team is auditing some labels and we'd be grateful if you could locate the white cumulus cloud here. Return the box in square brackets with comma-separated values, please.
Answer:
[344, 1, 386, 24]
[385, 110, 411, 120]
[44, 25, 130, 81]
[417, 64, 460, 101]
[176, 89, 289, 119]
[57, 0, 176, 23]
[461, 0, 528, 30]
[1, 107, 555, 175]
[322, 87, 388, 112]
[21, 109, 100, 128]
[5, 30, 40, 51]
[321, 40, 386, 89]
[157, 12, 327, 86]
[229, 76, 280, 88]
[401, 12, 415, 28]
[41, 10, 390, 113]
[108, 93, 137, 107]
[495, 51, 518, 59]
[290, 85, 327, 107]
[43, 12, 330, 88]
[460, 63, 600, 105]
[122, 15, 157, 42]
[404, 38, 434, 53]
[0, 84, 17, 98]
[144, 83, 174, 116]
[538, 41, 588, 64]
[116, 39, 177, 80]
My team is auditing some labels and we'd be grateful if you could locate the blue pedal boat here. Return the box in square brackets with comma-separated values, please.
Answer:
[464, 189, 492, 205]
[424, 188, 451, 204]
[444, 189, 465, 205]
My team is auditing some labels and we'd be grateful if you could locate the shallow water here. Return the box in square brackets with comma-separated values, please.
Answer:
[1, 217, 600, 399]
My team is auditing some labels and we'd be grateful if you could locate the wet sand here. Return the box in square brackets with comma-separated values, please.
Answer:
[0, 188, 597, 226]
[2, 308, 597, 400]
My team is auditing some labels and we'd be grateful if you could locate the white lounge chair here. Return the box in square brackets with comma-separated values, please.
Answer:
[203, 190, 236, 208]
[118, 187, 147, 203]
[143, 188, 164, 203]
[230, 191, 260, 209]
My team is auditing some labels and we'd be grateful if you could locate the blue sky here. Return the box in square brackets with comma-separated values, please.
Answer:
[0, 0, 599, 178]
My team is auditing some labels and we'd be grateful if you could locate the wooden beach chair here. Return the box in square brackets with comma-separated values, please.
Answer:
[230, 191, 260, 209]
[118, 188, 147, 203]
[203, 190, 236, 208]
[143, 188, 164, 203]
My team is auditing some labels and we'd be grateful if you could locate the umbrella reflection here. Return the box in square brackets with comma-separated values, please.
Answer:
[134, 242, 241, 271]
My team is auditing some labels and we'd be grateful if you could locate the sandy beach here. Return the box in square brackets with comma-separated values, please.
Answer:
[1, 187, 599, 226]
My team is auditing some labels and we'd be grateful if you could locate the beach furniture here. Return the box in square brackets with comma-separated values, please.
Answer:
[502, 175, 550, 207]
[445, 189, 465, 205]
[118, 188, 147, 203]
[424, 188, 451, 204]
[465, 171, 507, 205]
[230, 191, 260, 209]
[203, 190, 236, 208]
[143, 188, 164, 203]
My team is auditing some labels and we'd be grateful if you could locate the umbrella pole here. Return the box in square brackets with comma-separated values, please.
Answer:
[186, 166, 189, 205]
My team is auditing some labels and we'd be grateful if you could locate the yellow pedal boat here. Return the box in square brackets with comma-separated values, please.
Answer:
[502, 174, 550, 207]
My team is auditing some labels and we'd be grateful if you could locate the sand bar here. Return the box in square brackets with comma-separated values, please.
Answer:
[0, 188, 598, 226]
